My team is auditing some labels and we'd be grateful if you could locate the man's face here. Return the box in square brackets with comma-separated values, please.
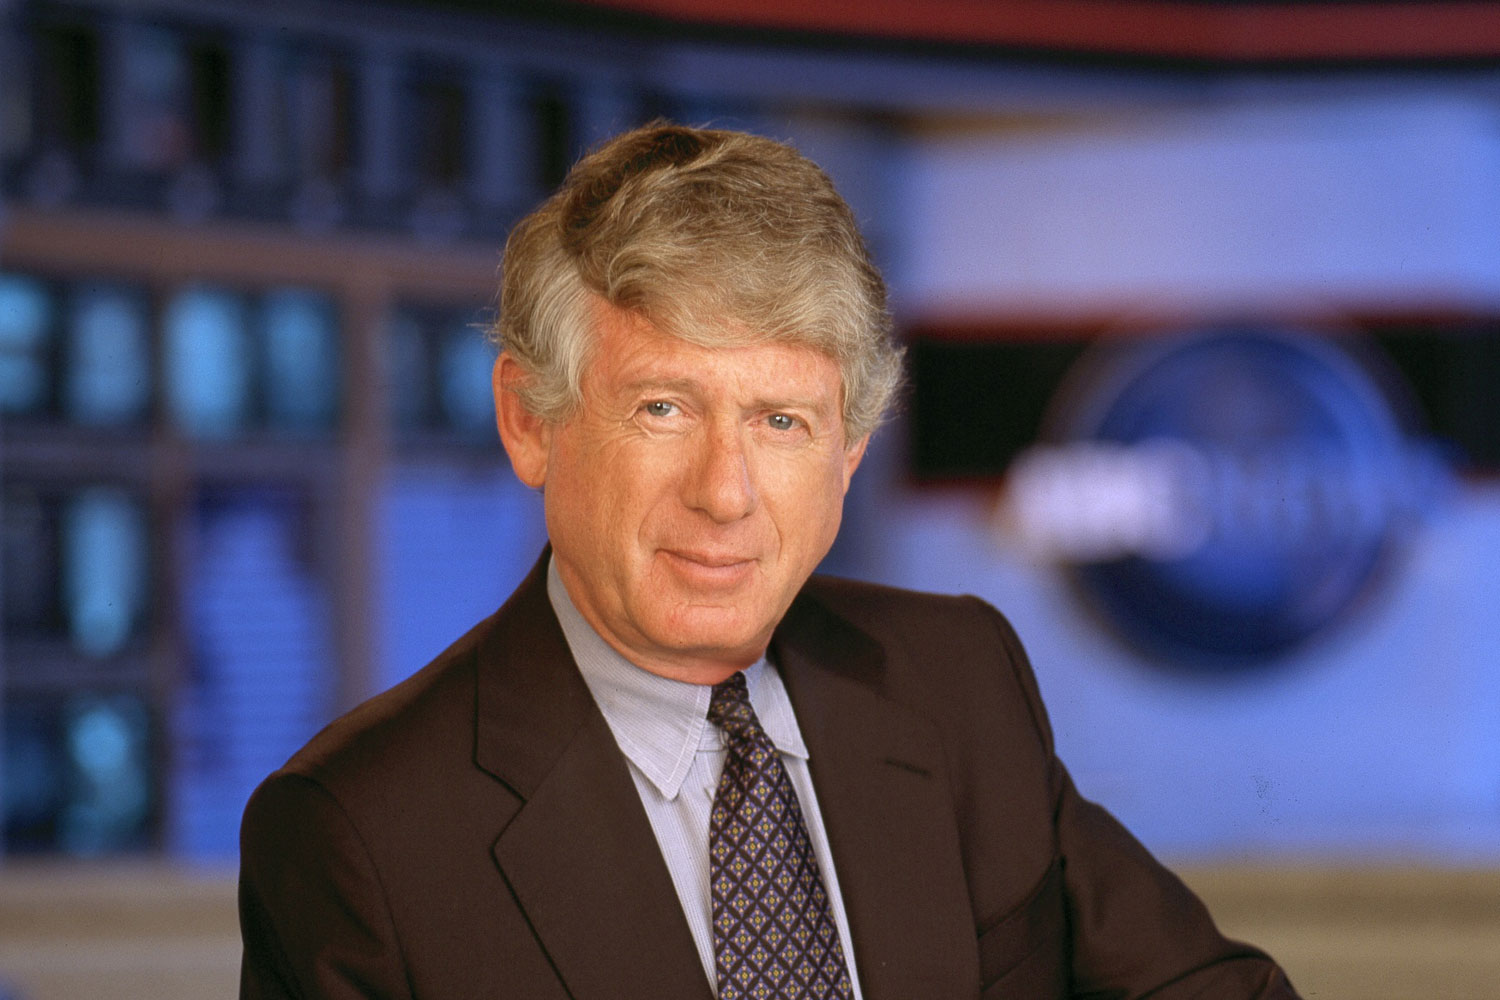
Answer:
[496, 303, 867, 683]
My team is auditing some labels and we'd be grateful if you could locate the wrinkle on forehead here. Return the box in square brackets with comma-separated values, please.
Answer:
[592, 305, 848, 430]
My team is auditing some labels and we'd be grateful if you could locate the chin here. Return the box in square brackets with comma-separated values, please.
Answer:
[651, 606, 770, 661]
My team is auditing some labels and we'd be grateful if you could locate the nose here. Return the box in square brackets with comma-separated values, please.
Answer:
[684, 421, 757, 523]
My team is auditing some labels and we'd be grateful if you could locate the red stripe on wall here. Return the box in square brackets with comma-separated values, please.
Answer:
[573, 0, 1500, 62]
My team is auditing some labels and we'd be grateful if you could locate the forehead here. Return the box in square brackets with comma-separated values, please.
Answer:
[588, 304, 844, 403]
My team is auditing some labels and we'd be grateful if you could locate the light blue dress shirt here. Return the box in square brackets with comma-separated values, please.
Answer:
[547, 560, 865, 998]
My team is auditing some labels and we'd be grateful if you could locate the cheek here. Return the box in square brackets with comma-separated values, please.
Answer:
[545, 454, 620, 549]
[772, 460, 850, 548]
[554, 437, 645, 524]
[605, 459, 682, 552]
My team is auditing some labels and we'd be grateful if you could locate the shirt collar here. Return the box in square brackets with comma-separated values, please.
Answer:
[546, 557, 809, 800]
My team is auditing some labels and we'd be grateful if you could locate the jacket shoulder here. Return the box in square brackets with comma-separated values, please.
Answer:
[794, 572, 1053, 751]
[799, 574, 1027, 661]
[276, 607, 496, 793]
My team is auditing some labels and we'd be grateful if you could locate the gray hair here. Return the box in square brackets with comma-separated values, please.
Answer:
[493, 122, 902, 441]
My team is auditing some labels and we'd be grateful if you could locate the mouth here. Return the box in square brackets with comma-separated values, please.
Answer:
[659, 549, 757, 585]
[665, 550, 753, 568]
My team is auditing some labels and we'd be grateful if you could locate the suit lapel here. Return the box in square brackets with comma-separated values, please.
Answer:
[774, 592, 980, 1000]
[473, 557, 714, 1000]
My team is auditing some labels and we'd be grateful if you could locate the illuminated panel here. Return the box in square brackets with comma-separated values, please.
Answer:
[997, 326, 1447, 662]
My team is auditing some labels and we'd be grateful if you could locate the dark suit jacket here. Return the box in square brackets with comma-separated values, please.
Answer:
[239, 555, 1299, 999]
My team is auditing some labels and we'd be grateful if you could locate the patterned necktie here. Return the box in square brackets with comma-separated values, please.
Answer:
[707, 672, 855, 1000]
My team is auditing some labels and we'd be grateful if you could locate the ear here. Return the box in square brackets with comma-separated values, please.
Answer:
[493, 352, 552, 488]
[841, 433, 870, 493]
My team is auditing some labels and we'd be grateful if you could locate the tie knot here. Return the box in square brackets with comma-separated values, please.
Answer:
[707, 672, 760, 736]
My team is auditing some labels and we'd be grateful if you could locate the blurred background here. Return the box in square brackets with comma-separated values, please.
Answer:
[1, 0, 1499, 996]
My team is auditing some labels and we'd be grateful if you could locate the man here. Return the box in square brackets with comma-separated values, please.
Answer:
[239, 123, 1300, 999]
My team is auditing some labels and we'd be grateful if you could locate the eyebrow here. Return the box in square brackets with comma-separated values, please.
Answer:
[751, 395, 836, 416]
[623, 377, 701, 397]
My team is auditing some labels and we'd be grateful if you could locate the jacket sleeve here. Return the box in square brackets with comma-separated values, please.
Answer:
[239, 771, 414, 1000]
[981, 599, 1302, 999]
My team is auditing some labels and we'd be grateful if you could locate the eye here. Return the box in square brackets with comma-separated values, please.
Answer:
[766, 413, 799, 432]
[642, 401, 678, 418]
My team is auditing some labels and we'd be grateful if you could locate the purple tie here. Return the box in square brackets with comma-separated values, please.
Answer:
[707, 672, 855, 1000]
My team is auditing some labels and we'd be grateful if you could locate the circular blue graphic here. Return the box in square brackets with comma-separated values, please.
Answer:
[1046, 325, 1438, 664]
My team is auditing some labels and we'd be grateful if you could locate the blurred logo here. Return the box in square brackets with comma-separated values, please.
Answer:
[997, 325, 1448, 664]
